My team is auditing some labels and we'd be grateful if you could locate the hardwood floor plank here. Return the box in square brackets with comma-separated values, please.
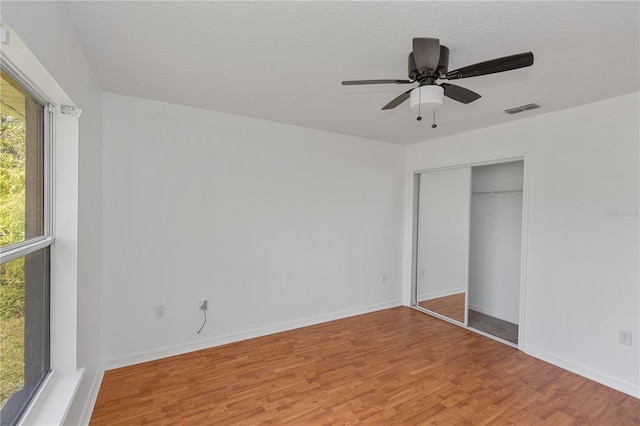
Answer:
[91, 307, 640, 424]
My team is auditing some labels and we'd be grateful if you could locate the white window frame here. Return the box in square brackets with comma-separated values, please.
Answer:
[0, 90, 54, 262]
[1, 19, 84, 425]
[0, 65, 53, 426]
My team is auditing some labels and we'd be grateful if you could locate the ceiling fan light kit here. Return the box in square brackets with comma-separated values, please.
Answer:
[410, 85, 444, 112]
[342, 37, 534, 127]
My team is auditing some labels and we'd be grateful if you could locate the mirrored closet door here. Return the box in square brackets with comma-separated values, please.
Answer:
[414, 167, 471, 325]
[412, 160, 524, 346]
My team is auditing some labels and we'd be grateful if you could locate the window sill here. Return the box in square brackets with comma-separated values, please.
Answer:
[18, 368, 84, 426]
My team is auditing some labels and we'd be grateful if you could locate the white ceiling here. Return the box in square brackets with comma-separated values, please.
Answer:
[62, 1, 639, 145]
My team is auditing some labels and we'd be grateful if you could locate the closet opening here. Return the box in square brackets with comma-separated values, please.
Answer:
[411, 159, 525, 347]
[468, 161, 524, 345]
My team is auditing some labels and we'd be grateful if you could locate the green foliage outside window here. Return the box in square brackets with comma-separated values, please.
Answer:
[0, 112, 27, 407]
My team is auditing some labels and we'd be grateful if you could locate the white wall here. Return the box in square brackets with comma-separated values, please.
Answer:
[468, 162, 523, 324]
[101, 93, 404, 364]
[471, 161, 524, 192]
[1, 1, 104, 423]
[404, 93, 640, 397]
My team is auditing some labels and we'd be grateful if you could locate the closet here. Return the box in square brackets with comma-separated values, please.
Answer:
[412, 160, 524, 345]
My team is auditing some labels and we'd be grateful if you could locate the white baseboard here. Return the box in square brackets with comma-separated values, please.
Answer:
[525, 345, 640, 398]
[77, 365, 105, 425]
[418, 288, 465, 302]
[102, 300, 402, 371]
[468, 303, 519, 325]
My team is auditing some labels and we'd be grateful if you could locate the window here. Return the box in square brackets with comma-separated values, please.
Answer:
[0, 68, 51, 426]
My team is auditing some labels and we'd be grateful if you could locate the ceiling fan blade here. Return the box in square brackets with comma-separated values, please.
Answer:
[445, 52, 534, 80]
[382, 89, 413, 110]
[412, 37, 440, 71]
[441, 83, 481, 104]
[342, 79, 412, 85]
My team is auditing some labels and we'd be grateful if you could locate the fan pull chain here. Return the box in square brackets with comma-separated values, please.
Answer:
[415, 87, 437, 128]
[416, 87, 422, 121]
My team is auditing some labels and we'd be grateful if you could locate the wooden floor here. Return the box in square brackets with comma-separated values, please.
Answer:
[91, 307, 640, 425]
[418, 292, 466, 323]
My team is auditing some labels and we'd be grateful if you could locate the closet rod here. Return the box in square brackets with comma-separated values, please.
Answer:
[472, 190, 523, 195]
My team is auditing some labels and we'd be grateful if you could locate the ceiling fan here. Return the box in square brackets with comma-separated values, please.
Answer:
[342, 37, 534, 115]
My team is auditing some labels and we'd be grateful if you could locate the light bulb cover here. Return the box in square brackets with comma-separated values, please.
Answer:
[410, 85, 444, 111]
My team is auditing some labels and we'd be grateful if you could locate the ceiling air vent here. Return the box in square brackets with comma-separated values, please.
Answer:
[504, 103, 540, 115]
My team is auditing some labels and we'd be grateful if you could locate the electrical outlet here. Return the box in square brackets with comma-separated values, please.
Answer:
[382, 274, 387, 283]
[620, 330, 632, 346]
[200, 300, 208, 311]
[155, 305, 165, 318]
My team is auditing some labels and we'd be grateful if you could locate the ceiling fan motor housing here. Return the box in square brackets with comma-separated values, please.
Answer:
[408, 45, 449, 80]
